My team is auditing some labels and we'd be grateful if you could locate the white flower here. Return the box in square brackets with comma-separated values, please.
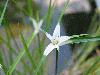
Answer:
[0, 64, 2, 69]
[43, 23, 70, 56]
[31, 18, 43, 34]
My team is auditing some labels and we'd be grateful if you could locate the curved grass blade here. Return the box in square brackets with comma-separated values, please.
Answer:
[65, 35, 100, 44]
[84, 56, 100, 75]
[58, 0, 70, 22]
[0, 35, 31, 74]
[0, 49, 8, 74]
[7, 32, 36, 75]
[0, 0, 9, 26]
[34, 55, 46, 75]
[19, 32, 36, 69]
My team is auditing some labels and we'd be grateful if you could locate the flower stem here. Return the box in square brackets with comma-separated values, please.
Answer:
[55, 50, 58, 75]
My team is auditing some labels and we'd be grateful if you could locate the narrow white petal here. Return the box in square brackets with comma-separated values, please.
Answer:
[31, 18, 38, 29]
[59, 36, 70, 46]
[57, 47, 59, 52]
[53, 23, 60, 37]
[43, 43, 55, 56]
[46, 32, 52, 40]
[38, 20, 43, 28]
[0, 64, 2, 69]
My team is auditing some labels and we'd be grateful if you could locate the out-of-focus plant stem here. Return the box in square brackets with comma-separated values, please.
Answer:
[20, 32, 36, 70]
[7, 32, 36, 75]
[26, 0, 33, 17]
[0, 0, 9, 26]
[33, 55, 46, 75]
[58, 0, 70, 22]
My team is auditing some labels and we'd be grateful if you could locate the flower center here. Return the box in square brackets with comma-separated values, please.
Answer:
[52, 38, 59, 45]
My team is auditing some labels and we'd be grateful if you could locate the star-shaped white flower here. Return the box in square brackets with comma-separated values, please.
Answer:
[0, 64, 2, 69]
[31, 18, 43, 34]
[43, 23, 70, 56]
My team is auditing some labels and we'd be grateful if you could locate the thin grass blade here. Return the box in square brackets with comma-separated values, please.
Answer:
[19, 32, 36, 69]
[0, 0, 9, 26]
[7, 32, 35, 75]
[34, 55, 46, 75]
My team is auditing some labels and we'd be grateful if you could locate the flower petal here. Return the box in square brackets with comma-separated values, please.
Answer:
[38, 20, 43, 28]
[46, 32, 52, 40]
[59, 36, 70, 46]
[31, 18, 38, 29]
[0, 64, 2, 69]
[43, 43, 55, 56]
[53, 23, 60, 38]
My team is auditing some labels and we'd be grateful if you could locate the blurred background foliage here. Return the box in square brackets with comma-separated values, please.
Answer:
[0, 0, 100, 75]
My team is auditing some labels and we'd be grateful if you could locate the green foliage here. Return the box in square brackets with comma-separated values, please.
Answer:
[7, 32, 35, 75]
[0, 0, 100, 75]
[65, 35, 100, 44]
[0, 0, 9, 26]
[19, 32, 36, 69]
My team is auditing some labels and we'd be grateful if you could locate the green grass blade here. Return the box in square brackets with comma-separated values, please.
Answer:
[0, 49, 8, 74]
[7, 25, 21, 52]
[4, 26, 14, 66]
[44, 0, 53, 32]
[84, 56, 100, 75]
[34, 55, 46, 75]
[11, 0, 28, 16]
[26, 0, 33, 17]
[58, 0, 70, 22]
[65, 35, 100, 44]
[0, 35, 18, 55]
[1, 42, 31, 75]
[7, 32, 35, 75]
[19, 32, 36, 69]
[7, 48, 25, 75]
[0, 0, 9, 26]
[76, 26, 100, 64]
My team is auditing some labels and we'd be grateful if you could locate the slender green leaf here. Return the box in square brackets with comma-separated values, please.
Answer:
[0, 49, 8, 74]
[26, 0, 33, 17]
[7, 32, 35, 75]
[34, 55, 46, 75]
[19, 32, 36, 69]
[84, 56, 100, 75]
[11, 0, 28, 16]
[95, 68, 100, 75]
[65, 35, 100, 44]
[76, 25, 100, 64]
[44, 0, 53, 32]
[58, 0, 70, 22]
[0, 0, 9, 26]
